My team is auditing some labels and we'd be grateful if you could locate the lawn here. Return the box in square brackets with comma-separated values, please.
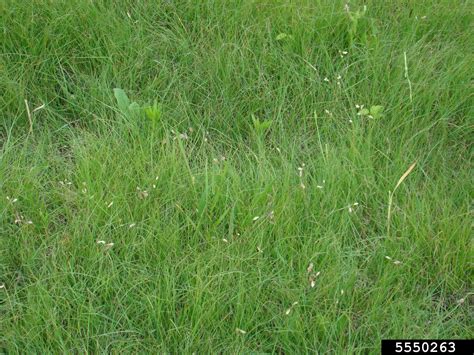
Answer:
[0, 0, 472, 352]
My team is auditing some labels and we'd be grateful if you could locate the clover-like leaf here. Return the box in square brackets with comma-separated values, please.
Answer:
[369, 105, 384, 119]
[359, 108, 370, 116]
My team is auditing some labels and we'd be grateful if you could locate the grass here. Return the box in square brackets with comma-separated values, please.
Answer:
[0, 0, 472, 352]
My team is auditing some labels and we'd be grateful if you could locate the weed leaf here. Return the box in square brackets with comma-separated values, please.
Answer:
[113, 88, 130, 113]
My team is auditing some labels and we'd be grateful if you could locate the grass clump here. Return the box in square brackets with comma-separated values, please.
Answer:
[0, 0, 472, 352]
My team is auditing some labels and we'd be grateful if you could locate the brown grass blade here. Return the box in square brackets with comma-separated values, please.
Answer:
[394, 162, 417, 191]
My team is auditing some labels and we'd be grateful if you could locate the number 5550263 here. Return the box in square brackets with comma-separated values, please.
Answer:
[394, 341, 455, 353]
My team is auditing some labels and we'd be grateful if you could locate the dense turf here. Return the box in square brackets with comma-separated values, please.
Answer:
[1, 0, 472, 352]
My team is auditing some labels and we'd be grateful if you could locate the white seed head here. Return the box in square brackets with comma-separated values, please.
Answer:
[138, 190, 149, 199]
[32, 103, 45, 113]
[285, 301, 298, 315]
[307, 262, 314, 273]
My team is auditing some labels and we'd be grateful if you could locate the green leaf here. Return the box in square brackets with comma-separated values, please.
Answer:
[260, 120, 272, 131]
[276, 33, 288, 41]
[145, 101, 162, 123]
[128, 102, 141, 116]
[113, 88, 130, 113]
[370, 105, 384, 119]
[252, 114, 272, 135]
[359, 108, 370, 116]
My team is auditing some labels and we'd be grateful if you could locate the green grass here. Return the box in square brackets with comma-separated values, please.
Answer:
[1, 0, 472, 352]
